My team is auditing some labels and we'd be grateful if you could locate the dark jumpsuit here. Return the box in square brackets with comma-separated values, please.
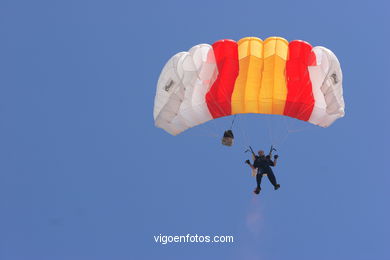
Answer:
[253, 156, 278, 188]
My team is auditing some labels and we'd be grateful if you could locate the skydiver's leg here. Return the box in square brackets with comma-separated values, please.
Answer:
[256, 173, 263, 189]
[267, 172, 277, 186]
[253, 173, 263, 194]
[267, 171, 279, 188]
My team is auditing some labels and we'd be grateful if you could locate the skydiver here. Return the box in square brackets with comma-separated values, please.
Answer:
[245, 150, 280, 194]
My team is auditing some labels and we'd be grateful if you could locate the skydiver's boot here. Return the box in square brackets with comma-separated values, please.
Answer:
[274, 184, 280, 190]
[253, 187, 261, 194]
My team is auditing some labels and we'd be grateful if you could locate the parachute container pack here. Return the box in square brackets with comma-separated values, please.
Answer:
[221, 130, 234, 146]
[153, 37, 345, 136]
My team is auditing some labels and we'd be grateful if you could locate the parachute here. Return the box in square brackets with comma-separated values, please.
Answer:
[153, 37, 345, 136]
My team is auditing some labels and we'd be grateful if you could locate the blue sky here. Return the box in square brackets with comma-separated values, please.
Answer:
[0, 0, 389, 259]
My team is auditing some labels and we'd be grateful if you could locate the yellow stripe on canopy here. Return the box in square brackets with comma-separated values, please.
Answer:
[231, 37, 263, 114]
[258, 37, 288, 115]
[231, 37, 288, 115]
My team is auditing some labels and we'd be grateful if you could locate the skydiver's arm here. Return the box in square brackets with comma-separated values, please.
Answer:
[248, 163, 255, 170]
[273, 158, 277, 167]
[245, 159, 256, 169]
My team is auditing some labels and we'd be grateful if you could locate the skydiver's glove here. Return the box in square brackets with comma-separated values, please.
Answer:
[274, 154, 279, 159]
[245, 160, 250, 164]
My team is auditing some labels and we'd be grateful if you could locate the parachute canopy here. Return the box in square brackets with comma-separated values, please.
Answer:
[153, 37, 345, 136]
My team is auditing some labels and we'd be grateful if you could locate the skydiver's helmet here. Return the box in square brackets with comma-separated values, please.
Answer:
[221, 130, 234, 146]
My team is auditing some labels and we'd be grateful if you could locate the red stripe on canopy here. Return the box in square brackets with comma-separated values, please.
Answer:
[284, 40, 316, 121]
[206, 40, 239, 118]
